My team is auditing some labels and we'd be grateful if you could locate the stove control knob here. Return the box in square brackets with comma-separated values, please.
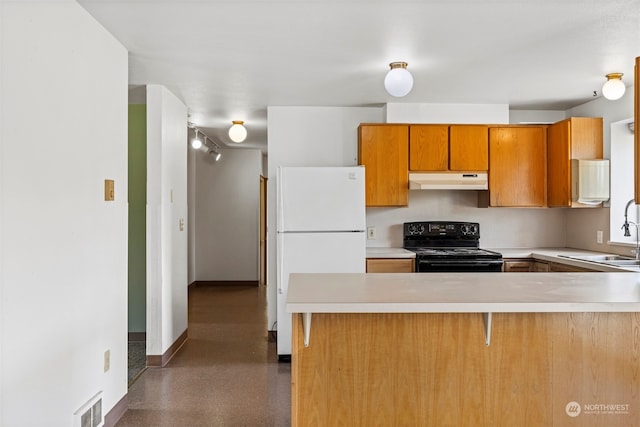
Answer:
[407, 224, 425, 235]
[461, 224, 478, 236]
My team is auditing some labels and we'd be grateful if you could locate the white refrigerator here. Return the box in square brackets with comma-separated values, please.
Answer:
[276, 166, 366, 359]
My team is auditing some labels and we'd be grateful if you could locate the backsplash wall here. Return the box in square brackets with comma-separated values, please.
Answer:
[365, 190, 567, 248]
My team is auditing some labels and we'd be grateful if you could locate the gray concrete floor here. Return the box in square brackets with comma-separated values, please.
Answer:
[116, 285, 291, 426]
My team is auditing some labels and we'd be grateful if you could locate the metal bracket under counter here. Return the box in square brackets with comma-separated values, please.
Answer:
[302, 313, 312, 347]
[483, 312, 492, 346]
[300, 312, 492, 348]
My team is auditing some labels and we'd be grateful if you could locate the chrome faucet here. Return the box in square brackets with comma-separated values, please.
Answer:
[622, 198, 640, 260]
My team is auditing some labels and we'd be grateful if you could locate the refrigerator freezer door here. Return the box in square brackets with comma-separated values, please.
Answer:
[276, 231, 365, 356]
[277, 166, 365, 232]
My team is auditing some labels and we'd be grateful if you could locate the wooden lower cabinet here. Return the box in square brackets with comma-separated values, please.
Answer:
[532, 260, 550, 272]
[366, 258, 414, 273]
[503, 259, 595, 272]
[291, 312, 640, 426]
[502, 259, 532, 272]
[548, 261, 596, 272]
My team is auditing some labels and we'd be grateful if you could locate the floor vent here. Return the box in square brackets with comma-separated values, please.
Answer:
[74, 391, 103, 427]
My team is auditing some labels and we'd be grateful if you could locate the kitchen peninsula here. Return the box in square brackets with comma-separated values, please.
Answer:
[287, 272, 640, 426]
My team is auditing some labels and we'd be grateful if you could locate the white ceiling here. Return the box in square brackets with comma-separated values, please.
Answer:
[78, 0, 640, 153]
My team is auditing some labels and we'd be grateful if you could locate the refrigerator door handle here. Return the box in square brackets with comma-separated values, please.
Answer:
[277, 167, 284, 232]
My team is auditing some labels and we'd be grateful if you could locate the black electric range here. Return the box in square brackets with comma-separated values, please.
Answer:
[403, 221, 503, 272]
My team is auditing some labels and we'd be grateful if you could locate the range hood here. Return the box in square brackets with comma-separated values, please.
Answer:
[409, 172, 488, 190]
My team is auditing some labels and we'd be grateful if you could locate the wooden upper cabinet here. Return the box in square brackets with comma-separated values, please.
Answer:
[486, 127, 547, 207]
[635, 56, 640, 202]
[547, 117, 603, 207]
[409, 125, 448, 171]
[409, 125, 488, 171]
[449, 125, 489, 171]
[358, 124, 409, 207]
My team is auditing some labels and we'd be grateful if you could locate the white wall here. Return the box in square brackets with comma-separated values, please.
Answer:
[366, 192, 566, 248]
[188, 138, 197, 285]
[146, 85, 189, 357]
[386, 102, 509, 123]
[266, 106, 383, 328]
[564, 86, 634, 253]
[194, 148, 262, 281]
[0, 2, 128, 425]
[509, 109, 566, 124]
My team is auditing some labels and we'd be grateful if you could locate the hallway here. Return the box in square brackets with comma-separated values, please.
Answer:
[116, 285, 291, 426]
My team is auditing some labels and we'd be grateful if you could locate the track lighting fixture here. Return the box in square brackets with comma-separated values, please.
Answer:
[191, 129, 202, 149]
[209, 149, 222, 161]
[188, 125, 222, 161]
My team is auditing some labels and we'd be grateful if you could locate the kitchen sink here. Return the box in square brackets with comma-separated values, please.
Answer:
[559, 254, 640, 269]
[560, 254, 634, 262]
[600, 259, 640, 266]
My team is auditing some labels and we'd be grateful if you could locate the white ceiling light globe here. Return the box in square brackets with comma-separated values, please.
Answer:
[384, 62, 413, 97]
[228, 121, 247, 143]
[602, 73, 625, 100]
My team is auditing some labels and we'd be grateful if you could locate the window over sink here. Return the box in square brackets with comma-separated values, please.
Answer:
[609, 117, 637, 246]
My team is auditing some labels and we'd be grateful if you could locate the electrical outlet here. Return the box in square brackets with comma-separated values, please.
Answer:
[367, 226, 376, 240]
[104, 350, 110, 373]
[596, 230, 603, 244]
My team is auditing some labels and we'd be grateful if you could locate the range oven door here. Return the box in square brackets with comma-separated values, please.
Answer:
[416, 259, 504, 272]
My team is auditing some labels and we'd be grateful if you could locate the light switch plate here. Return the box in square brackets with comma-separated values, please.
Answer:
[104, 180, 114, 201]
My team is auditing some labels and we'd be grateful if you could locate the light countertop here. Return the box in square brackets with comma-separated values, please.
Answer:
[366, 247, 416, 259]
[368, 246, 636, 272]
[286, 272, 640, 314]
[491, 247, 636, 272]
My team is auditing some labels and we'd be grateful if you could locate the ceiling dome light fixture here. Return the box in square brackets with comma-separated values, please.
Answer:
[602, 73, 625, 100]
[228, 120, 247, 143]
[384, 62, 414, 97]
[191, 129, 203, 149]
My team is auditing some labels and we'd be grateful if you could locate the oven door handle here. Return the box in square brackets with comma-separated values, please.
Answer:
[418, 260, 503, 266]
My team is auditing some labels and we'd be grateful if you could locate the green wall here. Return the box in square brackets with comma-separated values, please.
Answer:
[128, 104, 147, 334]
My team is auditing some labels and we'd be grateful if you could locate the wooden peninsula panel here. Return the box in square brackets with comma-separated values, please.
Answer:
[291, 312, 640, 426]
[552, 312, 640, 426]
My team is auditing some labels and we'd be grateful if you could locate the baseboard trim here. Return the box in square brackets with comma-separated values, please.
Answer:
[104, 393, 128, 427]
[191, 280, 259, 287]
[146, 328, 188, 367]
[128, 332, 146, 342]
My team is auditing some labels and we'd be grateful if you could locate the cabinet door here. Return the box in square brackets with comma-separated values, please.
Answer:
[358, 125, 409, 207]
[547, 120, 571, 207]
[531, 261, 550, 272]
[548, 262, 596, 272]
[366, 258, 415, 273]
[409, 125, 448, 171]
[502, 260, 532, 272]
[489, 127, 546, 207]
[547, 117, 603, 207]
[449, 125, 489, 171]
